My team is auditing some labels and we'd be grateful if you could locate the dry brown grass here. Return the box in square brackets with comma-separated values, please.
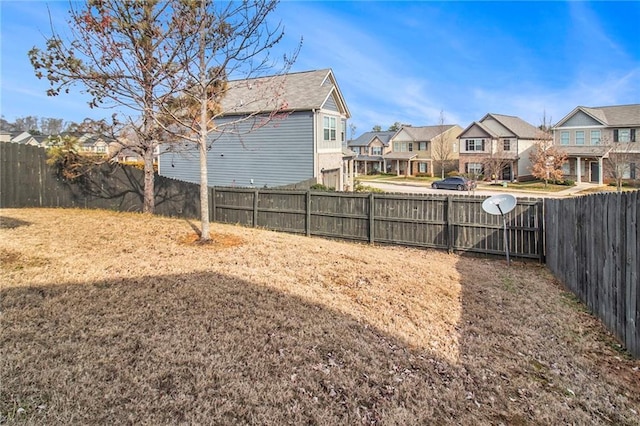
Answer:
[1, 208, 638, 425]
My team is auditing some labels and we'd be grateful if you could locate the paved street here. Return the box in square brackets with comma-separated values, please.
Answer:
[360, 180, 602, 199]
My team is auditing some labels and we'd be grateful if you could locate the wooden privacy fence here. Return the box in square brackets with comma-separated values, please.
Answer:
[211, 187, 544, 260]
[0, 143, 200, 217]
[545, 192, 639, 358]
[4, 142, 637, 357]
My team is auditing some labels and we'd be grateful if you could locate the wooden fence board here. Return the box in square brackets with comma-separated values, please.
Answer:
[544, 193, 639, 358]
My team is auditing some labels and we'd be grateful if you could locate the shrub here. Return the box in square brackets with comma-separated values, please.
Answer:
[355, 183, 384, 193]
[548, 179, 574, 186]
[608, 180, 640, 188]
[310, 183, 335, 192]
[446, 170, 460, 177]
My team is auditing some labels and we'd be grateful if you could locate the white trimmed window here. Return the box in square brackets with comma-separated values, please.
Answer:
[560, 131, 569, 145]
[465, 139, 485, 152]
[419, 142, 427, 151]
[562, 162, 570, 174]
[503, 139, 511, 151]
[323, 116, 336, 141]
[576, 131, 585, 145]
[393, 142, 408, 152]
[466, 162, 483, 175]
[590, 130, 601, 145]
[419, 163, 427, 173]
[615, 129, 632, 143]
[372, 146, 382, 156]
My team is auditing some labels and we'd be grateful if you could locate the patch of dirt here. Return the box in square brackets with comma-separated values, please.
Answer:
[177, 232, 245, 248]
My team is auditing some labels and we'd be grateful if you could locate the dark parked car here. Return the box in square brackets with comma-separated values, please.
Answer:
[431, 176, 476, 191]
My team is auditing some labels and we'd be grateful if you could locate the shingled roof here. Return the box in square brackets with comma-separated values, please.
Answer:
[459, 114, 539, 140]
[400, 125, 457, 141]
[348, 131, 395, 147]
[556, 104, 640, 127]
[219, 69, 350, 117]
[481, 113, 539, 139]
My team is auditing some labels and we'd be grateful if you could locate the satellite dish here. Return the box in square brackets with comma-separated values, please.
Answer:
[482, 194, 517, 266]
[482, 194, 517, 216]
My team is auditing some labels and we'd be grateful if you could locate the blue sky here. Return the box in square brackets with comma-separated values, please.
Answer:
[1, 1, 639, 136]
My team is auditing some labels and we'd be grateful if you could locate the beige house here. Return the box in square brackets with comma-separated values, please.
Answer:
[384, 125, 462, 176]
[552, 104, 640, 184]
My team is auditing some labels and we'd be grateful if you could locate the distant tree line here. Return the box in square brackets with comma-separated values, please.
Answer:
[371, 122, 407, 132]
[0, 115, 107, 135]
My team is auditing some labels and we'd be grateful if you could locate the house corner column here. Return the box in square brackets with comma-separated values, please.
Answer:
[349, 158, 354, 190]
[598, 157, 603, 185]
[576, 157, 582, 184]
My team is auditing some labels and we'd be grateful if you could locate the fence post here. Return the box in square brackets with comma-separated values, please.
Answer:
[369, 193, 375, 244]
[210, 187, 216, 223]
[253, 189, 259, 228]
[306, 190, 311, 237]
[537, 199, 545, 263]
[447, 196, 454, 253]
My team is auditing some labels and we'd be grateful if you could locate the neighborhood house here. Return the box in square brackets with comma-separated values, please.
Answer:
[552, 104, 639, 184]
[347, 125, 462, 177]
[457, 113, 540, 181]
[158, 69, 354, 190]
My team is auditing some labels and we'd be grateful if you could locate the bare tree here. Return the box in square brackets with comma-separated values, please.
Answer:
[431, 110, 454, 178]
[604, 133, 639, 192]
[529, 112, 567, 187]
[30, 1, 195, 213]
[157, 0, 299, 241]
[349, 123, 357, 141]
[529, 143, 567, 187]
[482, 139, 513, 183]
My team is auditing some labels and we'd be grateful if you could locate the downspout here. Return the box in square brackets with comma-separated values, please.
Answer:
[313, 109, 319, 183]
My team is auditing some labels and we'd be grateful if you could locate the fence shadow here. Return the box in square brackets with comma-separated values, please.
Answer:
[454, 256, 640, 424]
[1, 271, 466, 424]
[0, 216, 31, 229]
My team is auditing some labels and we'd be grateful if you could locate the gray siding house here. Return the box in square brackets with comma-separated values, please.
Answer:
[552, 104, 640, 184]
[159, 69, 354, 190]
[347, 131, 395, 175]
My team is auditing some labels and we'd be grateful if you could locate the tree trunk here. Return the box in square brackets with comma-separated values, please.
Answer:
[199, 137, 210, 241]
[198, 6, 210, 242]
[143, 147, 155, 214]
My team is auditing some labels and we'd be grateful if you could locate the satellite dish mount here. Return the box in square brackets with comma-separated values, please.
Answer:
[481, 194, 517, 266]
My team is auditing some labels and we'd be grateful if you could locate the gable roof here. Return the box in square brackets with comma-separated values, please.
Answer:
[481, 113, 538, 139]
[555, 104, 640, 128]
[10, 131, 32, 143]
[458, 121, 496, 139]
[348, 131, 395, 147]
[459, 114, 538, 139]
[397, 125, 458, 141]
[219, 69, 350, 118]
